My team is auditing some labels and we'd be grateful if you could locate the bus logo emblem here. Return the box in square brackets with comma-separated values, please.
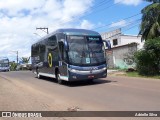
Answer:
[48, 53, 52, 67]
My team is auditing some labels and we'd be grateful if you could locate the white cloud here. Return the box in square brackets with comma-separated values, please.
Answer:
[79, 20, 94, 29]
[62, 0, 92, 20]
[0, 0, 46, 17]
[0, 0, 94, 62]
[114, 0, 142, 6]
[110, 20, 127, 28]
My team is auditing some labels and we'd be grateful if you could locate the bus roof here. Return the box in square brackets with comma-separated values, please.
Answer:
[32, 28, 100, 45]
[0, 57, 9, 60]
[55, 28, 100, 36]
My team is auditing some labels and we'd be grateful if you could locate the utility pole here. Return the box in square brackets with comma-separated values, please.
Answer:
[10, 51, 18, 64]
[16, 51, 18, 64]
[36, 27, 49, 34]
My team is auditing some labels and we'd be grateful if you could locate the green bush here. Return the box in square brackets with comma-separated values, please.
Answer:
[135, 38, 160, 75]
[10, 62, 17, 71]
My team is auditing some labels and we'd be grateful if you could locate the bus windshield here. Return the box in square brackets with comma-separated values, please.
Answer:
[67, 35, 106, 66]
[0, 59, 9, 67]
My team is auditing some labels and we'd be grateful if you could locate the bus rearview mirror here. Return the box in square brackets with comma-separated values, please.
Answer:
[103, 40, 111, 50]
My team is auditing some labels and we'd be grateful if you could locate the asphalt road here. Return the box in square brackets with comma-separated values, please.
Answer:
[0, 71, 160, 120]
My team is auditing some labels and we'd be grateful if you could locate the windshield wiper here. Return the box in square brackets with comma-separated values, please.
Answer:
[88, 45, 100, 63]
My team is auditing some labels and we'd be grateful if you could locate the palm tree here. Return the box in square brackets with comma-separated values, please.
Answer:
[139, 0, 160, 40]
[20, 57, 30, 64]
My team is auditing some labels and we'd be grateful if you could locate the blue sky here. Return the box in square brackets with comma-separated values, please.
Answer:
[0, 0, 150, 62]
[87, 0, 149, 34]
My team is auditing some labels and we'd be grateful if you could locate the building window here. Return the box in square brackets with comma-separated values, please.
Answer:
[113, 39, 118, 46]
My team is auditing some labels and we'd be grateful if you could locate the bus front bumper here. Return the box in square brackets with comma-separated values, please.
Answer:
[0, 67, 9, 72]
[68, 67, 107, 81]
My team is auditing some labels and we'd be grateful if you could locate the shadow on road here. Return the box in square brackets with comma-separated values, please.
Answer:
[35, 76, 117, 87]
[65, 79, 116, 87]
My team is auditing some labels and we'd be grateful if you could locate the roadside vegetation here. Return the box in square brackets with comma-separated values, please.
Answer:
[134, 38, 160, 76]
[126, 71, 160, 79]
[9, 57, 30, 71]
[9, 62, 17, 71]
[108, 70, 160, 79]
[134, 0, 160, 77]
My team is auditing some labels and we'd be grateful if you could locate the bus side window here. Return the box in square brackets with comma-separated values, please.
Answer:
[39, 43, 45, 62]
[31, 44, 40, 63]
[57, 33, 65, 41]
[32, 44, 39, 56]
[48, 35, 57, 46]
[58, 42, 63, 60]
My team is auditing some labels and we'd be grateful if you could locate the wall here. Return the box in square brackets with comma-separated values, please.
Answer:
[106, 43, 137, 69]
[120, 35, 143, 49]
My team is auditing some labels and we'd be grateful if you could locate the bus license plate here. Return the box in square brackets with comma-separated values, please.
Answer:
[88, 75, 94, 78]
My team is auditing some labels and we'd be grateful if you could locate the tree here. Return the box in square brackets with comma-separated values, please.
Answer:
[10, 61, 17, 71]
[134, 37, 160, 75]
[139, 0, 160, 40]
[20, 57, 30, 64]
[144, 0, 160, 3]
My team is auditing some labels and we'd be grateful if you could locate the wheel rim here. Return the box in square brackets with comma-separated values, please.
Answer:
[36, 69, 40, 78]
[37, 73, 40, 78]
[57, 74, 62, 84]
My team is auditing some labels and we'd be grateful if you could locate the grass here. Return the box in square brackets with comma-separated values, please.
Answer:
[126, 71, 160, 79]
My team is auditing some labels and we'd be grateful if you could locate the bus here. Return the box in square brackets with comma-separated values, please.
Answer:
[0, 57, 10, 72]
[31, 28, 110, 84]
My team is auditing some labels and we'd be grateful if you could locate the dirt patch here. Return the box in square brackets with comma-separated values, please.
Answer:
[108, 71, 127, 76]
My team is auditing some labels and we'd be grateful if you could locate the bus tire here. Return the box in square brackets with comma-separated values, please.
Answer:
[36, 68, 41, 79]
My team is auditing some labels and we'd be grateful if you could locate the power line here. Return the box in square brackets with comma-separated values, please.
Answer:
[89, 0, 111, 11]
[52, 1, 120, 29]
[104, 22, 141, 39]
[51, 0, 111, 28]
[122, 19, 141, 30]
[113, 19, 141, 30]
[100, 18, 141, 34]
[122, 23, 141, 36]
[45, 1, 140, 36]
[92, 13, 141, 30]
[82, 1, 120, 19]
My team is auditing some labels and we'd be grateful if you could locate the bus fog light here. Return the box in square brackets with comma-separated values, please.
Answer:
[72, 76, 77, 79]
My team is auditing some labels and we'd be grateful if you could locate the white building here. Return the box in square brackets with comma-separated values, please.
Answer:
[101, 29, 144, 69]
[101, 29, 144, 50]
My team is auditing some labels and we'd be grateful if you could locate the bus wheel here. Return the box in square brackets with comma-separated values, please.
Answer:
[36, 68, 41, 79]
[57, 73, 63, 84]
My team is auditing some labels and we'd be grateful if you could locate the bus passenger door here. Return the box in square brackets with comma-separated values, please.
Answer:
[58, 42, 68, 79]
